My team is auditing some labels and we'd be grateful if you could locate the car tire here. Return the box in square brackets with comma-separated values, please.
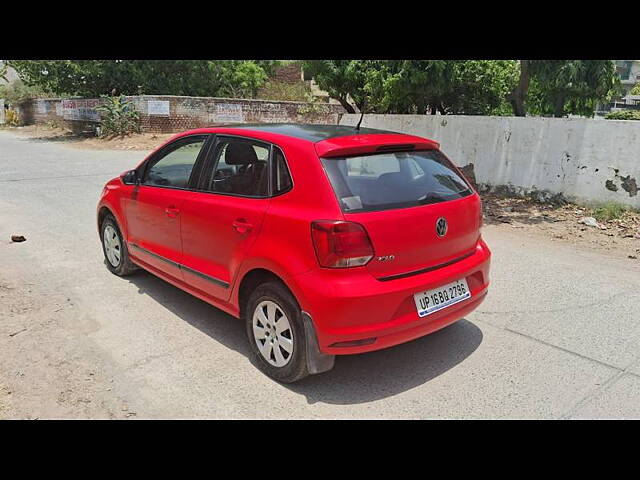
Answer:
[100, 214, 137, 277]
[245, 281, 310, 383]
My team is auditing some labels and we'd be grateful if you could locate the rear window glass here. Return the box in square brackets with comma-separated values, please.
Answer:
[321, 150, 472, 213]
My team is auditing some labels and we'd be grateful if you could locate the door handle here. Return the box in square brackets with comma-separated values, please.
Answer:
[165, 206, 180, 218]
[232, 218, 253, 234]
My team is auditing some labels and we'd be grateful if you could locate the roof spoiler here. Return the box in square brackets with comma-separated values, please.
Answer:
[315, 134, 440, 158]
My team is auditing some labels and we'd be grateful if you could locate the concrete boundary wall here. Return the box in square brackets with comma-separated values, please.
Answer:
[17, 95, 345, 134]
[340, 114, 640, 208]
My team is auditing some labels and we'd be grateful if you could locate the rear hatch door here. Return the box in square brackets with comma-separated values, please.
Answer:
[320, 148, 481, 279]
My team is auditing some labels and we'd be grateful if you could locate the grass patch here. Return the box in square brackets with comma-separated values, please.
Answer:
[593, 202, 627, 222]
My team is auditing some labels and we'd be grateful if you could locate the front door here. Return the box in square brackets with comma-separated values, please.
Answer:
[125, 134, 209, 280]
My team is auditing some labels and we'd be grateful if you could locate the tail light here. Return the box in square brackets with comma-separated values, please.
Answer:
[311, 220, 374, 268]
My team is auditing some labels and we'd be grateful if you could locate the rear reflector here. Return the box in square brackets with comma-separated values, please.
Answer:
[311, 220, 374, 268]
[329, 338, 377, 348]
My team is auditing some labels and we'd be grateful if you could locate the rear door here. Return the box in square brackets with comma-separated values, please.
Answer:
[320, 149, 481, 280]
[179, 135, 272, 301]
[125, 134, 210, 279]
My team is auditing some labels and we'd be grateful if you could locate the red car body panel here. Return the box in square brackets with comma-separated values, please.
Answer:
[180, 191, 270, 301]
[98, 125, 491, 355]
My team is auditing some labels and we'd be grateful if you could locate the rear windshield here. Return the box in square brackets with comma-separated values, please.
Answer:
[321, 150, 473, 213]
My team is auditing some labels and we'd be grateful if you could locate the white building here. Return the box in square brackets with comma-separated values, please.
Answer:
[595, 60, 640, 116]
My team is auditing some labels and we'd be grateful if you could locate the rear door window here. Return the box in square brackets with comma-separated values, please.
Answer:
[203, 137, 270, 197]
[321, 149, 472, 213]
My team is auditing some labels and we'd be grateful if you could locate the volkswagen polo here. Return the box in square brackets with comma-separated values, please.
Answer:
[97, 124, 491, 382]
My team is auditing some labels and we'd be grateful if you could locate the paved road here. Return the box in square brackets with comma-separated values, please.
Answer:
[1, 130, 640, 419]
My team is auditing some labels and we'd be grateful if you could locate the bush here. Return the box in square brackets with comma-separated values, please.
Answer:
[5, 108, 19, 126]
[0, 79, 54, 106]
[95, 96, 141, 138]
[605, 110, 640, 120]
[593, 202, 627, 221]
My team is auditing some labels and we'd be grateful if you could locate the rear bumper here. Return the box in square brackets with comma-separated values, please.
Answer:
[292, 238, 491, 355]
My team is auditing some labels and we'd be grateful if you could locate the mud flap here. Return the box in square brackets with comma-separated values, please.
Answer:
[301, 312, 335, 375]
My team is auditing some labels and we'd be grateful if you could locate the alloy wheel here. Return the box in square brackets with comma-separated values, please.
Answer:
[252, 300, 294, 367]
[103, 224, 122, 267]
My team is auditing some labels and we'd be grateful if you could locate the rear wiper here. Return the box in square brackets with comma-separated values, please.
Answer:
[417, 193, 448, 205]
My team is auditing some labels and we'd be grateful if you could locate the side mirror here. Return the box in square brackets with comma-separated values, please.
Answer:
[122, 169, 140, 185]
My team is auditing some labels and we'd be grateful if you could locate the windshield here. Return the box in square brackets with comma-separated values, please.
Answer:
[321, 149, 473, 213]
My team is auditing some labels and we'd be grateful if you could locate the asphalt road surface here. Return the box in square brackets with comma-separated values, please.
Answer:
[1, 130, 639, 419]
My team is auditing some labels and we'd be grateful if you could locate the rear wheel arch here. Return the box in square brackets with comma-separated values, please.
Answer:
[240, 268, 334, 381]
[237, 268, 298, 319]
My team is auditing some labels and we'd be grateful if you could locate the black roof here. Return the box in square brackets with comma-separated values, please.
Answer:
[224, 123, 400, 143]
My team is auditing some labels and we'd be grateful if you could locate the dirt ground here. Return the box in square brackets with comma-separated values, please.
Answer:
[482, 193, 640, 262]
[6, 124, 174, 151]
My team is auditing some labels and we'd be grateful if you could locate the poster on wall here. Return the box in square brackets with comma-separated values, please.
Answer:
[148, 100, 170, 116]
[55, 103, 63, 117]
[62, 99, 101, 122]
[211, 103, 245, 123]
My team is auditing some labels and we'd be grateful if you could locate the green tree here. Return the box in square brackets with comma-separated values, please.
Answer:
[507, 60, 531, 116]
[8, 60, 270, 98]
[377, 60, 449, 114]
[383, 60, 518, 115]
[0, 79, 54, 105]
[217, 61, 268, 98]
[304, 60, 518, 115]
[508, 60, 620, 117]
[530, 60, 619, 117]
[630, 83, 640, 95]
[302, 60, 389, 113]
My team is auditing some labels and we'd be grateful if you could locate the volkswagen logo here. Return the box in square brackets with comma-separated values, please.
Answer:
[435, 217, 448, 237]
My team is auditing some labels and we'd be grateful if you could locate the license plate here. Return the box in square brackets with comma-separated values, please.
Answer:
[413, 278, 471, 318]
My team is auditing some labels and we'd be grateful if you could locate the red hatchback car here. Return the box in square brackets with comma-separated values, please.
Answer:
[97, 124, 491, 382]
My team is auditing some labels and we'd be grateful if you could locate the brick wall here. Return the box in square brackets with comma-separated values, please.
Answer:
[17, 95, 345, 134]
[17, 98, 101, 134]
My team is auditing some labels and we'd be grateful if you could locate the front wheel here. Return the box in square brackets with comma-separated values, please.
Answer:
[245, 282, 310, 383]
[101, 215, 137, 277]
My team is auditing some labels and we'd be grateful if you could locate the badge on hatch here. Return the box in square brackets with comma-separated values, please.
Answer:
[436, 217, 448, 237]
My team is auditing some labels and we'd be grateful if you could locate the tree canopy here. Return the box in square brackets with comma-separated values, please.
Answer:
[526, 60, 620, 117]
[302, 60, 518, 115]
[300, 60, 377, 113]
[304, 60, 619, 117]
[8, 60, 272, 99]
